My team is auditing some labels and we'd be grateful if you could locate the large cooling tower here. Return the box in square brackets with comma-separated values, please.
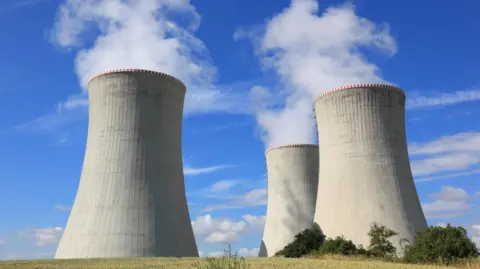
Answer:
[55, 69, 198, 258]
[259, 144, 319, 257]
[313, 84, 427, 254]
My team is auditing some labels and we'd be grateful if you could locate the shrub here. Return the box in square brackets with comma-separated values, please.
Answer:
[275, 223, 326, 258]
[317, 236, 358, 256]
[403, 224, 479, 265]
[367, 222, 398, 258]
[195, 245, 251, 269]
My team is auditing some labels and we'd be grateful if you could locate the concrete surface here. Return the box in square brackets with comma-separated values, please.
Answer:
[313, 85, 427, 255]
[259, 144, 319, 257]
[55, 69, 198, 258]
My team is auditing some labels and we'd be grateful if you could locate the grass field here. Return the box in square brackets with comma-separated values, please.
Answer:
[1, 257, 478, 269]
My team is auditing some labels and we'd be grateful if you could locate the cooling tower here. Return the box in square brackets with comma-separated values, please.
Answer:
[259, 144, 319, 257]
[313, 84, 427, 254]
[55, 69, 198, 259]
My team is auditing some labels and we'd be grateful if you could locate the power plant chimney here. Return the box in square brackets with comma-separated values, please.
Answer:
[259, 144, 319, 257]
[313, 84, 427, 254]
[55, 69, 198, 258]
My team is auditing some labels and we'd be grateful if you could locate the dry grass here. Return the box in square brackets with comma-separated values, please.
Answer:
[1, 257, 477, 269]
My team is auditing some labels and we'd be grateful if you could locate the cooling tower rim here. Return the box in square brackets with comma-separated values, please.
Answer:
[265, 143, 319, 154]
[313, 84, 405, 104]
[87, 68, 186, 88]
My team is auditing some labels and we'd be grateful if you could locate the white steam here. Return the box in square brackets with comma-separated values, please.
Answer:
[50, 0, 235, 114]
[236, 0, 398, 148]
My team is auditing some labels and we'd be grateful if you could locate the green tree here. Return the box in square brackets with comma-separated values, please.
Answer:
[275, 223, 326, 258]
[367, 222, 398, 258]
[318, 236, 358, 256]
[403, 224, 478, 265]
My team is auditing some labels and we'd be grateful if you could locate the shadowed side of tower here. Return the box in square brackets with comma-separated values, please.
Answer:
[313, 84, 427, 255]
[55, 69, 198, 258]
[259, 144, 319, 257]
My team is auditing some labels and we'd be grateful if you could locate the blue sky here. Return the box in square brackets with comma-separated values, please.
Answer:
[0, 0, 480, 260]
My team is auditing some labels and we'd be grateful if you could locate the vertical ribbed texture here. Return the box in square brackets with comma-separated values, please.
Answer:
[313, 87, 427, 255]
[55, 71, 198, 258]
[259, 145, 319, 257]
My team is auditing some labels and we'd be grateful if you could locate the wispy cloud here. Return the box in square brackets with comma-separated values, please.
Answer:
[18, 227, 63, 247]
[187, 179, 240, 198]
[209, 121, 252, 133]
[0, 0, 48, 11]
[12, 103, 87, 134]
[411, 153, 480, 177]
[208, 180, 239, 193]
[53, 205, 71, 212]
[409, 132, 480, 156]
[415, 169, 480, 183]
[422, 186, 473, 220]
[184, 165, 233, 176]
[410, 132, 480, 180]
[407, 90, 480, 109]
[201, 188, 267, 212]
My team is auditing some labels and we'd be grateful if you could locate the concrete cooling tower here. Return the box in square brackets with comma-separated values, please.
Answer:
[55, 69, 198, 259]
[259, 144, 319, 257]
[313, 84, 427, 254]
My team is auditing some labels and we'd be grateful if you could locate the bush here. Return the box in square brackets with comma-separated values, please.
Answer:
[275, 223, 326, 258]
[195, 245, 251, 269]
[317, 236, 358, 256]
[367, 222, 398, 258]
[403, 224, 479, 265]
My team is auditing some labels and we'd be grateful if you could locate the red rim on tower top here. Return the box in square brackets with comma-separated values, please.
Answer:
[87, 68, 186, 89]
[313, 84, 405, 104]
[265, 144, 319, 154]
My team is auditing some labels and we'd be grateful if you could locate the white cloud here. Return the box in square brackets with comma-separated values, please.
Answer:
[198, 248, 260, 257]
[237, 248, 260, 257]
[412, 153, 480, 177]
[415, 169, 480, 183]
[53, 205, 71, 212]
[428, 186, 469, 202]
[472, 225, 480, 249]
[191, 214, 264, 244]
[49, 0, 243, 116]
[422, 186, 472, 220]
[205, 232, 240, 244]
[407, 90, 480, 109]
[187, 179, 240, 199]
[0, 0, 48, 10]
[409, 132, 480, 156]
[56, 93, 89, 111]
[5, 252, 55, 260]
[411, 132, 480, 179]
[18, 227, 63, 246]
[0, 239, 4, 244]
[209, 180, 238, 193]
[12, 106, 86, 134]
[16, 0, 254, 136]
[236, 0, 396, 148]
[184, 165, 232, 176]
[201, 188, 267, 212]
[242, 215, 266, 232]
[204, 251, 224, 257]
